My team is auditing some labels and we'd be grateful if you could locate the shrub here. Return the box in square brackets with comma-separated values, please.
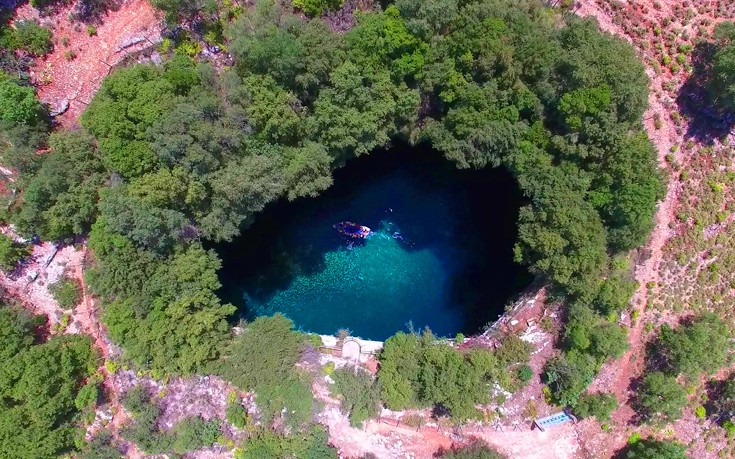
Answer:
[517, 365, 533, 384]
[0, 78, 45, 125]
[226, 400, 248, 429]
[614, 438, 687, 459]
[331, 367, 381, 426]
[4, 21, 53, 56]
[654, 313, 730, 377]
[437, 439, 509, 459]
[171, 417, 221, 455]
[74, 381, 100, 410]
[50, 277, 82, 309]
[293, 0, 343, 17]
[87, 26, 97, 37]
[635, 372, 687, 424]
[574, 393, 618, 421]
[0, 234, 30, 271]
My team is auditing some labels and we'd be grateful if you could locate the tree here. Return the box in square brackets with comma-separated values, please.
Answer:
[212, 314, 305, 391]
[707, 22, 735, 112]
[543, 350, 597, 407]
[0, 78, 45, 125]
[437, 439, 508, 459]
[615, 438, 688, 459]
[331, 368, 381, 426]
[0, 234, 30, 271]
[378, 331, 515, 420]
[635, 372, 687, 424]
[574, 392, 618, 421]
[0, 304, 97, 459]
[12, 130, 106, 240]
[3, 21, 53, 56]
[308, 61, 420, 160]
[654, 313, 730, 377]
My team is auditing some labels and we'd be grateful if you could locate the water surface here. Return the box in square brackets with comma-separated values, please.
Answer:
[217, 144, 532, 340]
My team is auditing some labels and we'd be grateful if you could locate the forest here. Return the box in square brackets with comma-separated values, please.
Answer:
[0, 0, 698, 456]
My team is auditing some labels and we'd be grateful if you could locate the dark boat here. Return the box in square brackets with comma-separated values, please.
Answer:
[334, 221, 371, 239]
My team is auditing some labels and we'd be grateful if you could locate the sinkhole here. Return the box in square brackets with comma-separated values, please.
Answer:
[216, 143, 533, 340]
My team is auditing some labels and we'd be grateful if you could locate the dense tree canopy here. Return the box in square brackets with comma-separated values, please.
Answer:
[7, 1, 661, 424]
[652, 313, 730, 377]
[707, 22, 735, 113]
[615, 438, 688, 459]
[0, 304, 97, 459]
[378, 331, 529, 419]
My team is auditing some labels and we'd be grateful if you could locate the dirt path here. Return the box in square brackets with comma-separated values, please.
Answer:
[15, 0, 162, 126]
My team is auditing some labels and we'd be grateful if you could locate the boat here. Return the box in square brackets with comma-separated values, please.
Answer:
[334, 221, 371, 239]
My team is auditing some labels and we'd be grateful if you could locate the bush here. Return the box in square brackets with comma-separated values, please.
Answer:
[517, 365, 533, 384]
[0, 78, 45, 125]
[614, 438, 687, 459]
[437, 439, 508, 459]
[331, 367, 381, 426]
[635, 372, 687, 424]
[0, 234, 30, 271]
[293, 0, 343, 17]
[226, 400, 248, 429]
[236, 426, 338, 459]
[574, 393, 618, 421]
[171, 416, 221, 455]
[50, 277, 82, 309]
[3, 21, 53, 56]
[654, 313, 730, 377]
[212, 314, 305, 392]
[74, 381, 100, 410]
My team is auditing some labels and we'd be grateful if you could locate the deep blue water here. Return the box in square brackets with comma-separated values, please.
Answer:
[216, 144, 532, 340]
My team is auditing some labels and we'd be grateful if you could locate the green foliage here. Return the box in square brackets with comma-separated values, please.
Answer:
[171, 416, 221, 455]
[213, 314, 304, 391]
[293, 0, 342, 17]
[1, 20, 53, 56]
[635, 372, 688, 424]
[78, 431, 123, 459]
[11, 130, 107, 240]
[707, 22, 735, 112]
[543, 350, 597, 407]
[308, 61, 420, 160]
[331, 367, 381, 426]
[89, 235, 235, 375]
[226, 398, 248, 429]
[517, 365, 533, 384]
[74, 381, 100, 410]
[654, 313, 730, 377]
[0, 234, 30, 271]
[0, 304, 97, 459]
[437, 439, 509, 459]
[0, 78, 45, 125]
[7, 0, 660, 420]
[50, 277, 82, 309]
[378, 331, 521, 419]
[615, 438, 688, 459]
[256, 375, 317, 430]
[122, 386, 221, 455]
[235, 425, 338, 459]
[573, 393, 618, 421]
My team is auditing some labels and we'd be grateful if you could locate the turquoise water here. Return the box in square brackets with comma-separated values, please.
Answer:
[217, 144, 531, 340]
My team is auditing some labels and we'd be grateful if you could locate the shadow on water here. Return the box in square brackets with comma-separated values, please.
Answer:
[676, 41, 735, 144]
[214, 142, 533, 339]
